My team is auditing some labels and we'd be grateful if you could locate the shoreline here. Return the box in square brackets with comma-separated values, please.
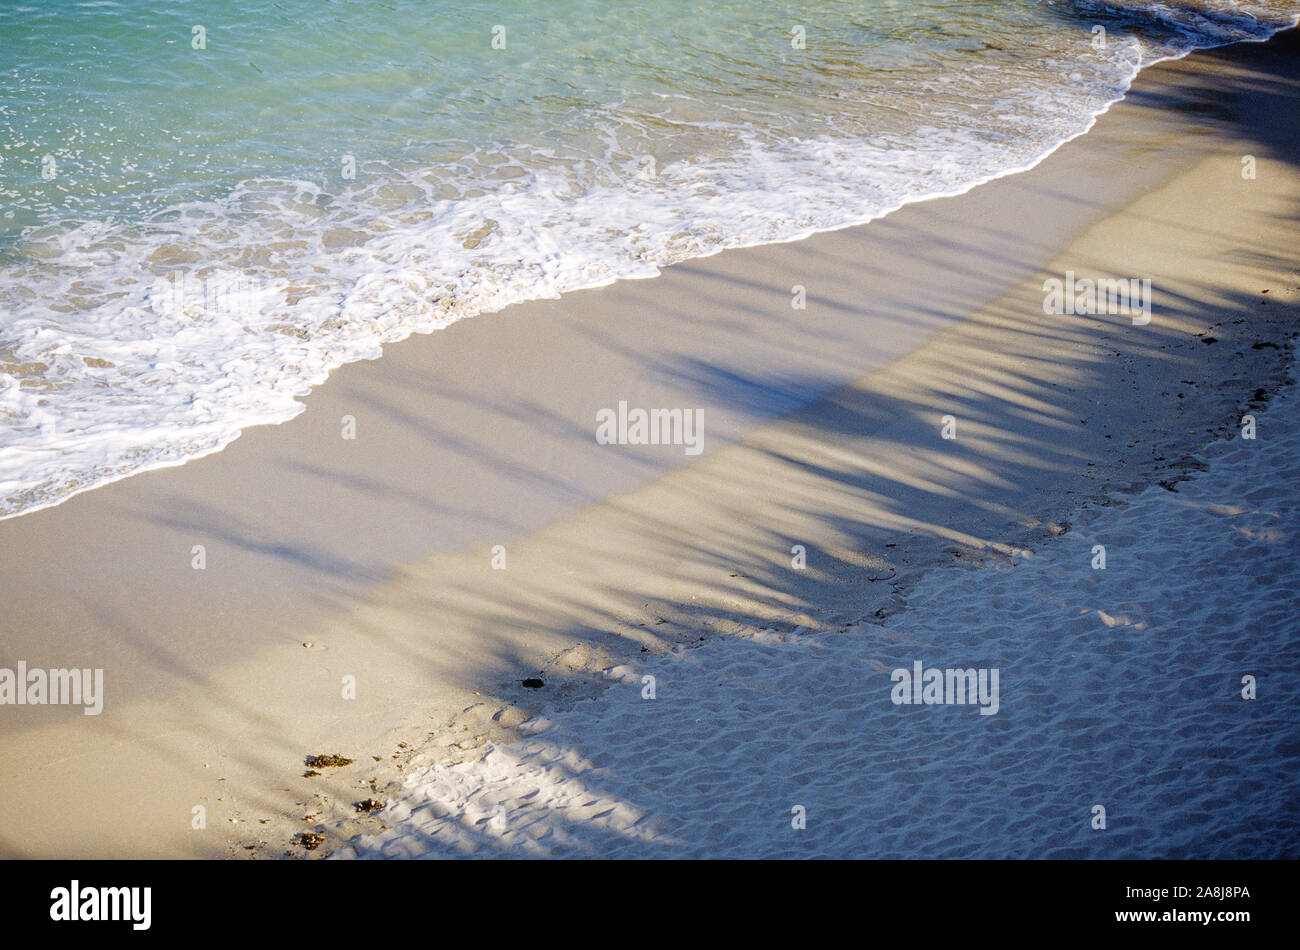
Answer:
[1, 29, 1297, 858]
[4, 19, 1292, 528]
[5, 17, 1294, 529]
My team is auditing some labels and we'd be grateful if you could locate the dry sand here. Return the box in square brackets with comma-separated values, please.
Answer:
[345, 366, 1300, 857]
[0, 31, 1296, 857]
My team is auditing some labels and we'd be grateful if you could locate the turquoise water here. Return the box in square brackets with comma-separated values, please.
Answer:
[0, 0, 1150, 236]
[1, 0, 1297, 517]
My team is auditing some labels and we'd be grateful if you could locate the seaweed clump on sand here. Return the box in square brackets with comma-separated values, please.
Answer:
[304, 753, 354, 769]
[298, 832, 324, 851]
[353, 798, 385, 814]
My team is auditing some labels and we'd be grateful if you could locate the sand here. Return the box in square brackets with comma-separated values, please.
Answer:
[0, 31, 1296, 858]
[344, 365, 1300, 857]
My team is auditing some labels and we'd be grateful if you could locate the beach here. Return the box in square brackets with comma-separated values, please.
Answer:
[1, 27, 1298, 858]
[349, 368, 1300, 858]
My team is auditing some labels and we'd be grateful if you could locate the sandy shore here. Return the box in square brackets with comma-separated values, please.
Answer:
[0, 30, 1297, 858]
[347, 355, 1300, 858]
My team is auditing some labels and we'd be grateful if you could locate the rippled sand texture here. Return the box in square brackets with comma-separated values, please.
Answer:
[347, 372, 1299, 859]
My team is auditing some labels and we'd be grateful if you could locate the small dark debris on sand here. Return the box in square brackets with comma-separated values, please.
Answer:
[522, 678, 544, 689]
[298, 832, 324, 851]
[353, 798, 385, 814]
[304, 753, 354, 768]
